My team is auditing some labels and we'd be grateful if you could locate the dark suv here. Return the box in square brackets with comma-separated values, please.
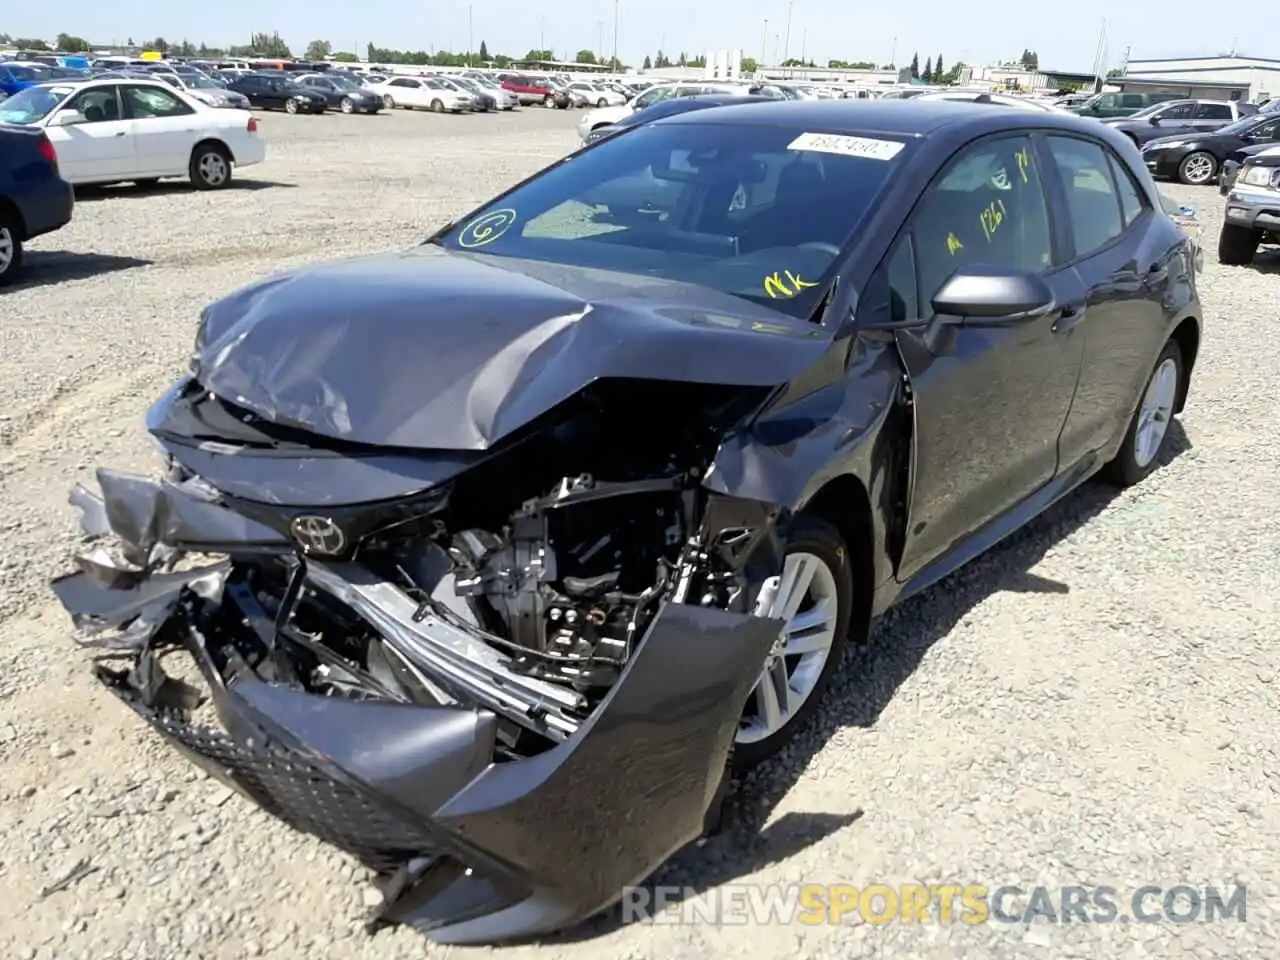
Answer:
[0, 124, 74, 285]
[1102, 99, 1253, 149]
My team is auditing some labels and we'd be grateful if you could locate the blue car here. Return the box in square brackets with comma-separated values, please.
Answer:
[0, 124, 75, 285]
[0, 61, 51, 97]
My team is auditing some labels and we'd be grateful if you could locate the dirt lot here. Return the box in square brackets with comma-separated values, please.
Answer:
[0, 106, 1277, 960]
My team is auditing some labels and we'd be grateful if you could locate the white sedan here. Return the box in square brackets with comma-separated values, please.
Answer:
[366, 76, 472, 113]
[0, 78, 265, 189]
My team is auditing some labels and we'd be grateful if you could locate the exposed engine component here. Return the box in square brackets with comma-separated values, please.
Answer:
[421, 474, 689, 690]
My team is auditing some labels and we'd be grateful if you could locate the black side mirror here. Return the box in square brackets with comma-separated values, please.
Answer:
[930, 264, 1056, 326]
[1149, 115, 1161, 125]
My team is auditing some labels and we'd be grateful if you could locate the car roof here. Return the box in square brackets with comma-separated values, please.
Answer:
[25, 76, 182, 91]
[654, 98, 1110, 138]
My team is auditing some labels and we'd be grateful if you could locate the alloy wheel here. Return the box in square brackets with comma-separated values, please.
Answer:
[1134, 357, 1178, 468]
[737, 551, 841, 745]
[198, 152, 229, 187]
[1181, 152, 1215, 184]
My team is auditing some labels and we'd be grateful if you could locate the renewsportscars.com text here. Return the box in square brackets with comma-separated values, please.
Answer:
[619, 883, 1248, 926]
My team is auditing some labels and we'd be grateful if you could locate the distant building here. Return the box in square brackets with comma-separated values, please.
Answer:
[1116, 55, 1280, 103]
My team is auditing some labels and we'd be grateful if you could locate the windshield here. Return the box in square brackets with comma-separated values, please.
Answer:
[185, 74, 222, 89]
[3, 63, 50, 81]
[1216, 115, 1268, 137]
[435, 123, 908, 317]
[0, 84, 73, 123]
[328, 75, 362, 90]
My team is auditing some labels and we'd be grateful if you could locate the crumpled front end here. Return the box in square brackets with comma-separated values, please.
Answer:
[52, 460, 788, 944]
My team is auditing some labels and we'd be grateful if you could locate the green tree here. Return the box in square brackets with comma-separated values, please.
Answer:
[479, 40, 489, 60]
[934, 53, 944, 83]
[642, 54, 652, 70]
[0, 34, 11, 45]
[525, 48, 553, 60]
[923, 56, 932, 81]
[304, 39, 332, 60]
[909, 52, 919, 78]
[332, 51, 358, 62]
[55, 33, 92, 52]
[740, 56, 757, 73]
[575, 49, 596, 64]
[654, 50, 671, 68]
[16, 38, 51, 51]
[251, 31, 291, 57]
[148, 37, 169, 54]
[1020, 48, 1038, 70]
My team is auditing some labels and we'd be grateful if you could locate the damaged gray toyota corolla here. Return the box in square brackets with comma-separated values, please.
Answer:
[51, 103, 1200, 944]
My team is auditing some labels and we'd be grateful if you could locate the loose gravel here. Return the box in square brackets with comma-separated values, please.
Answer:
[1, 106, 1277, 960]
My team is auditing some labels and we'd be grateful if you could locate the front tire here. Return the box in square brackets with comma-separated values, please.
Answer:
[0, 211, 25, 287]
[340, 97, 354, 114]
[1178, 150, 1217, 185]
[431, 98, 444, 113]
[732, 514, 853, 770]
[1100, 339, 1184, 487]
[285, 98, 299, 115]
[189, 143, 232, 191]
[1218, 222, 1260, 265]
[382, 94, 396, 109]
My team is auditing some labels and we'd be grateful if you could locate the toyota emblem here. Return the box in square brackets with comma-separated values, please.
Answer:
[289, 515, 347, 555]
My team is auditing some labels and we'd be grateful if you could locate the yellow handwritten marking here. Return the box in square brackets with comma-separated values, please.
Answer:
[784, 270, 818, 291]
[458, 208, 517, 248]
[751, 321, 792, 334]
[763, 270, 818, 298]
[763, 272, 793, 298]
[979, 198, 1007, 242]
[946, 232, 964, 256]
[1014, 146, 1031, 184]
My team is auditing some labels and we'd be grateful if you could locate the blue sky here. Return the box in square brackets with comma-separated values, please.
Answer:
[7, 1, 1267, 72]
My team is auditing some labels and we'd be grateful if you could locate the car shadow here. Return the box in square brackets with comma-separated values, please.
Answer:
[544, 422, 1192, 943]
[73, 179, 296, 200]
[10, 251, 154, 290]
[1249, 249, 1280, 274]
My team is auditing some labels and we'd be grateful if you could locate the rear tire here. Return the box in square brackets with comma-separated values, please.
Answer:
[1100, 339, 1185, 487]
[189, 143, 232, 191]
[0, 211, 25, 287]
[381, 94, 396, 109]
[731, 514, 854, 771]
[1218, 222, 1260, 265]
[340, 97, 354, 114]
[285, 98, 298, 114]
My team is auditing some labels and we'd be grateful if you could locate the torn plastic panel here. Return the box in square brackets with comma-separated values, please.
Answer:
[52, 457, 791, 942]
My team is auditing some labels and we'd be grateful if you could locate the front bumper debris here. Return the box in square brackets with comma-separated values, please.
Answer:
[51, 472, 783, 943]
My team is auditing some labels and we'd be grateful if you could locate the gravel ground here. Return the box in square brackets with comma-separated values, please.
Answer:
[1, 106, 1277, 960]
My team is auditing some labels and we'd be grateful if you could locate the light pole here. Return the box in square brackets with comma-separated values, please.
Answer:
[611, 0, 619, 70]
[761, 18, 768, 68]
[782, 0, 793, 65]
[800, 26, 806, 65]
[467, 4, 474, 66]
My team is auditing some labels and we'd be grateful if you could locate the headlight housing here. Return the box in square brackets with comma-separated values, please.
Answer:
[1239, 164, 1280, 188]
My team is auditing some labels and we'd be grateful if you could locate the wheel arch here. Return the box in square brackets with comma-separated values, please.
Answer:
[0, 195, 28, 241]
[796, 474, 876, 645]
[192, 137, 235, 165]
[1169, 315, 1200, 413]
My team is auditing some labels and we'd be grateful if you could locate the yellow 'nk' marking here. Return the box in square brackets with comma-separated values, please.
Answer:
[979, 198, 1007, 242]
[764, 270, 819, 298]
[946, 232, 964, 256]
[1015, 146, 1031, 183]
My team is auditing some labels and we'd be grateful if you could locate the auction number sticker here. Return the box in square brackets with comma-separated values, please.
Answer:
[458, 208, 518, 248]
[787, 132, 905, 161]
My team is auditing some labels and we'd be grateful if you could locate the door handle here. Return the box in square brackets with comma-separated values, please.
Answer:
[1051, 302, 1087, 335]
[114, 131, 127, 136]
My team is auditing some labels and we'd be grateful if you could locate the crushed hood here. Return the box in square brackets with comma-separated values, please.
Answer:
[193, 245, 832, 451]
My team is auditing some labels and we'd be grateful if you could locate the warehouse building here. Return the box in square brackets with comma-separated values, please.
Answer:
[1117, 55, 1280, 103]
